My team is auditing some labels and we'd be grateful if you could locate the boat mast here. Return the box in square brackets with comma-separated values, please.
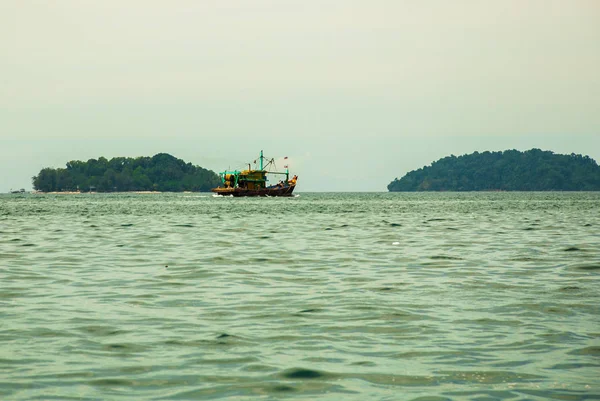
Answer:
[260, 150, 264, 171]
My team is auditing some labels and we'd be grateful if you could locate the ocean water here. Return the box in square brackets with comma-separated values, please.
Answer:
[1, 192, 599, 400]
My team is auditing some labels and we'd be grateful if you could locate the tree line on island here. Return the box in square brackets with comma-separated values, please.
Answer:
[388, 149, 600, 192]
[32, 153, 221, 192]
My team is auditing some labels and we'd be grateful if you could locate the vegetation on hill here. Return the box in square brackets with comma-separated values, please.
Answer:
[388, 149, 600, 191]
[32, 153, 220, 192]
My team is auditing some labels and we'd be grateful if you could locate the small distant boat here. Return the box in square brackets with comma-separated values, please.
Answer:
[211, 151, 298, 197]
[10, 188, 25, 194]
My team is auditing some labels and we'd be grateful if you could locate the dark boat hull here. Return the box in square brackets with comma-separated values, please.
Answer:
[212, 185, 296, 197]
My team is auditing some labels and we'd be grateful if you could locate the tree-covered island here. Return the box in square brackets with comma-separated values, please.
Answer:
[32, 153, 221, 192]
[388, 149, 600, 191]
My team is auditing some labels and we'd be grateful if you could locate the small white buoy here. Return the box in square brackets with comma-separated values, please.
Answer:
[392, 242, 400, 245]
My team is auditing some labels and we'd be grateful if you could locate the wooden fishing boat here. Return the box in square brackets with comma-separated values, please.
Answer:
[211, 151, 298, 197]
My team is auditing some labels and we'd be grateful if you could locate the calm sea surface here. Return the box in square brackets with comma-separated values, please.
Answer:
[1, 192, 599, 400]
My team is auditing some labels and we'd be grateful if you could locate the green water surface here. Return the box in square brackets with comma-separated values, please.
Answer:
[1, 192, 599, 400]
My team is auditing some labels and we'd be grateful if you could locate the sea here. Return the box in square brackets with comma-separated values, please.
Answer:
[1, 192, 599, 400]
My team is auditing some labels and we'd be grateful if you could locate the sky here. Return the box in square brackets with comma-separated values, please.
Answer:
[1, 0, 599, 192]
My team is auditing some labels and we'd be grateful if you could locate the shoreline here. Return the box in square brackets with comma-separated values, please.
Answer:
[33, 191, 164, 195]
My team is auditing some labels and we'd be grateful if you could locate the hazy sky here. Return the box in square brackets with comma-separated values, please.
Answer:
[1, 0, 599, 192]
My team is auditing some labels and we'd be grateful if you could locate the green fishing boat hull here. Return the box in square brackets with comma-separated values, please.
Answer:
[212, 185, 296, 197]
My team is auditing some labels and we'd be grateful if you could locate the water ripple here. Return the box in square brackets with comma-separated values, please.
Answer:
[0, 192, 599, 400]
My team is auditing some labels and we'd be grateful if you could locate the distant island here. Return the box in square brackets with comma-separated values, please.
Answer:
[32, 153, 221, 192]
[388, 149, 600, 192]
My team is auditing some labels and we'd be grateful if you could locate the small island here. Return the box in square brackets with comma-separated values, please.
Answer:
[388, 149, 600, 192]
[32, 153, 220, 192]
